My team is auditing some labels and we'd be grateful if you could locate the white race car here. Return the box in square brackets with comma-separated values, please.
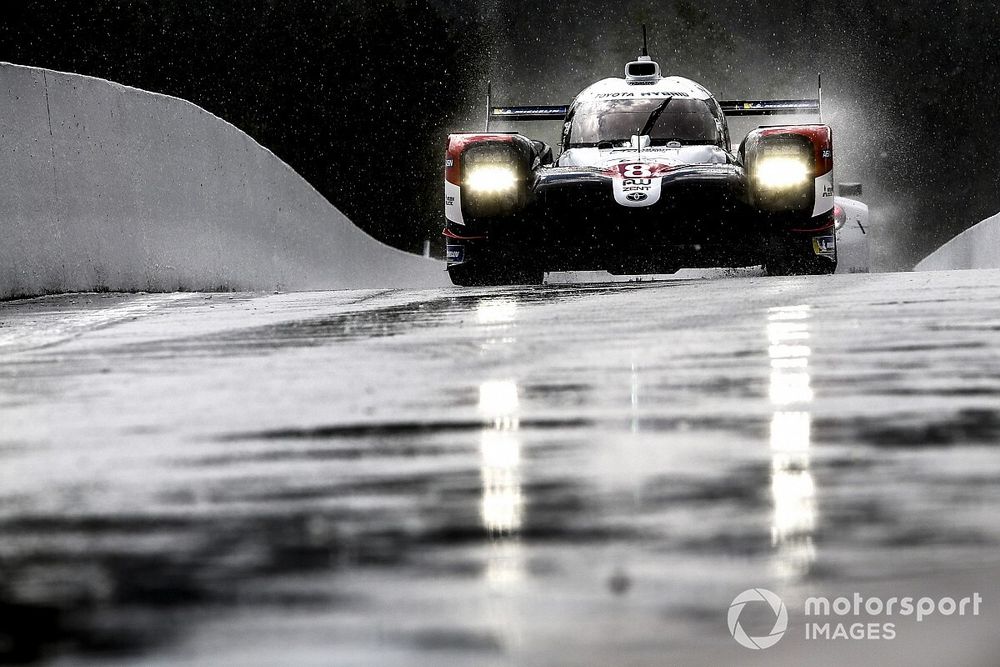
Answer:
[443, 30, 862, 285]
[833, 187, 871, 273]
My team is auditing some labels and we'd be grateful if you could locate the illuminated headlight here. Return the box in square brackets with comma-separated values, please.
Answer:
[755, 156, 809, 189]
[466, 165, 517, 194]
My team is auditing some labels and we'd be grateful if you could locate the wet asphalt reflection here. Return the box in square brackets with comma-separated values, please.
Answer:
[1, 270, 1000, 664]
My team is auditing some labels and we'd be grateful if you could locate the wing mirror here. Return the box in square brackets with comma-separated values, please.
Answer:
[837, 182, 863, 197]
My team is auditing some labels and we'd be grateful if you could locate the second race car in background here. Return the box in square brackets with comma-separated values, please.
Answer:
[443, 32, 869, 285]
[834, 185, 871, 274]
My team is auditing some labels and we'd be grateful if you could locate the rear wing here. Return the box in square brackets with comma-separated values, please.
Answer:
[482, 75, 825, 129]
[484, 99, 821, 129]
[719, 99, 821, 116]
[484, 83, 568, 130]
[489, 105, 569, 123]
[721, 74, 824, 118]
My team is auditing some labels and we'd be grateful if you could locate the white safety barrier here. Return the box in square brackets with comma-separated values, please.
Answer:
[915, 212, 1000, 271]
[0, 63, 448, 299]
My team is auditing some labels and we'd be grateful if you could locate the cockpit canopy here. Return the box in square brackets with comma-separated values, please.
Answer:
[564, 97, 725, 150]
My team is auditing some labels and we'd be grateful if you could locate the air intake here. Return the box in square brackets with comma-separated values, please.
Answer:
[625, 56, 660, 82]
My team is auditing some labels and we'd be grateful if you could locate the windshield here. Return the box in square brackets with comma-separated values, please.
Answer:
[567, 97, 720, 147]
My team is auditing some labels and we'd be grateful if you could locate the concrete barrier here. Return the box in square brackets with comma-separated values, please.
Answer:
[915, 212, 1000, 271]
[0, 63, 448, 299]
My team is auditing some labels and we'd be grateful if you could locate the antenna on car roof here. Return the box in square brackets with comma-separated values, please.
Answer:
[625, 25, 661, 82]
[817, 73, 823, 122]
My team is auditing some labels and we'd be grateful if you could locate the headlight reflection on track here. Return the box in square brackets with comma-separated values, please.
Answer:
[768, 318, 813, 405]
[767, 305, 818, 580]
[478, 379, 522, 535]
[477, 297, 525, 587]
[477, 298, 518, 353]
[476, 297, 518, 326]
[479, 378, 524, 585]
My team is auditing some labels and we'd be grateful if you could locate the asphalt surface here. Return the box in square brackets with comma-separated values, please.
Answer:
[2, 269, 1000, 665]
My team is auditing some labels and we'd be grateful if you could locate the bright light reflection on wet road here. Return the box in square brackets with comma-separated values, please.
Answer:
[3, 271, 1000, 665]
[768, 305, 817, 581]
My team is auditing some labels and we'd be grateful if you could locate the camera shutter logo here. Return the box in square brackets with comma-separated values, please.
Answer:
[728, 588, 788, 650]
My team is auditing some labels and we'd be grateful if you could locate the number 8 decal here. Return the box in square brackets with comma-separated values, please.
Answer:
[624, 163, 652, 178]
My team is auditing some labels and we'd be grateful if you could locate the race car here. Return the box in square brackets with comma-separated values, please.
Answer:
[833, 185, 871, 274]
[444, 37, 840, 286]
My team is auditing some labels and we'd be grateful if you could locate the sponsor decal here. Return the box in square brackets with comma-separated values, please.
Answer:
[444, 180, 464, 224]
[445, 158, 454, 168]
[822, 149, 831, 159]
[607, 162, 673, 208]
[736, 101, 818, 112]
[491, 106, 568, 117]
[812, 234, 836, 256]
[446, 244, 465, 263]
[812, 172, 835, 216]
[590, 90, 691, 99]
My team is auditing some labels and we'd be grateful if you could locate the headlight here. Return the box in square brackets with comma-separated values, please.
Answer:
[466, 165, 517, 194]
[755, 156, 809, 189]
[833, 204, 846, 230]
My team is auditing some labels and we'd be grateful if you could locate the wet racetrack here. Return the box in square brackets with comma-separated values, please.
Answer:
[3, 269, 1000, 665]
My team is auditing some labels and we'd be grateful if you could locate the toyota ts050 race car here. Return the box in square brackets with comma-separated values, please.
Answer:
[443, 36, 849, 286]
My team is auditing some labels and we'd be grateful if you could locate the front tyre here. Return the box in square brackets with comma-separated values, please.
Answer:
[765, 232, 837, 276]
[447, 260, 543, 287]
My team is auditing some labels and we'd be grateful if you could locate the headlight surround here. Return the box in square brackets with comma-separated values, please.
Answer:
[745, 131, 819, 217]
[466, 165, 518, 194]
[755, 155, 810, 190]
[460, 142, 527, 218]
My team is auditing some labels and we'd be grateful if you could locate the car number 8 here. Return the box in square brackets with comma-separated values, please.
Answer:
[624, 164, 652, 178]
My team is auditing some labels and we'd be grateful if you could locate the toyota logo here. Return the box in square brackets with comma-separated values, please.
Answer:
[625, 192, 648, 202]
